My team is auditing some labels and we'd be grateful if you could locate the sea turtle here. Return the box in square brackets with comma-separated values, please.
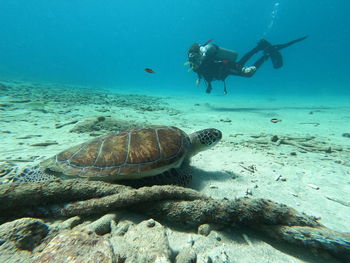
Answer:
[8, 126, 222, 186]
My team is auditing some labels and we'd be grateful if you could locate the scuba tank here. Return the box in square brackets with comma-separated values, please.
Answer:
[215, 47, 238, 63]
[201, 43, 238, 63]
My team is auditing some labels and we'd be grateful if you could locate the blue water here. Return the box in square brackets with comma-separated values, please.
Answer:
[0, 0, 349, 96]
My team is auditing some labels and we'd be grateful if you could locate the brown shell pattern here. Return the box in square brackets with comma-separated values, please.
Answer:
[42, 126, 190, 179]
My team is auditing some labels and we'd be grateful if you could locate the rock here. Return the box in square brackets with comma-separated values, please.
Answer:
[270, 118, 282, 123]
[55, 120, 78, 129]
[342, 133, 350, 138]
[58, 216, 82, 230]
[0, 217, 45, 263]
[325, 146, 332, 153]
[111, 220, 133, 236]
[0, 242, 33, 263]
[97, 116, 106, 122]
[271, 135, 279, 142]
[175, 247, 197, 263]
[198, 224, 212, 236]
[110, 219, 172, 263]
[203, 256, 213, 263]
[0, 217, 49, 251]
[83, 213, 117, 235]
[219, 118, 231, 123]
[208, 250, 230, 263]
[30, 141, 58, 147]
[33, 230, 114, 263]
[146, 218, 156, 227]
[0, 82, 10, 91]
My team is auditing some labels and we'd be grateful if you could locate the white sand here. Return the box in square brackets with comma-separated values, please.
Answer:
[1, 80, 349, 262]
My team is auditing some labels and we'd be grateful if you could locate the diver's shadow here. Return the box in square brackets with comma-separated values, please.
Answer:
[207, 105, 334, 112]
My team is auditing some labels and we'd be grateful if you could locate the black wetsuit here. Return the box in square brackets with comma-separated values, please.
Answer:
[190, 36, 308, 94]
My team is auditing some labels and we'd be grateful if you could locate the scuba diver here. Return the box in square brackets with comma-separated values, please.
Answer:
[186, 36, 308, 94]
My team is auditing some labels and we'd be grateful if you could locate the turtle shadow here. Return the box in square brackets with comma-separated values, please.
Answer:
[189, 167, 239, 191]
[188, 170, 340, 263]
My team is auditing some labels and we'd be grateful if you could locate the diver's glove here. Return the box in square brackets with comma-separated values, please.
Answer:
[242, 66, 256, 74]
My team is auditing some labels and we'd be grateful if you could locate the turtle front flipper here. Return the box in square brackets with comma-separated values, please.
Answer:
[162, 165, 192, 186]
[10, 165, 56, 183]
[0, 162, 18, 184]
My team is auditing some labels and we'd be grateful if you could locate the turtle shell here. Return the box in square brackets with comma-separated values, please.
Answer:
[40, 126, 191, 181]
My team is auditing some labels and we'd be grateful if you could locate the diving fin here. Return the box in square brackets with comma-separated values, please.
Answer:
[274, 36, 308, 51]
[262, 36, 308, 69]
[260, 40, 283, 69]
[269, 48, 283, 69]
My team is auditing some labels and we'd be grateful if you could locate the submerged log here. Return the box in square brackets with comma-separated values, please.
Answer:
[0, 180, 349, 261]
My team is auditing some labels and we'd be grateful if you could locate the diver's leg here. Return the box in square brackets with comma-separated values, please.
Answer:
[253, 54, 269, 69]
[237, 36, 307, 74]
[237, 39, 275, 67]
[223, 80, 227, 94]
[205, 80, 212, 93]
[237, 46, 261, 67]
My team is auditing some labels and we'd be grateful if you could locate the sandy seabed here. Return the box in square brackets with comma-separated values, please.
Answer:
[1, 80, 349, 262]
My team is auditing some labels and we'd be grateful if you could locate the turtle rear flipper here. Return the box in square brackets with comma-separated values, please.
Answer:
[150, 165, 192, 186]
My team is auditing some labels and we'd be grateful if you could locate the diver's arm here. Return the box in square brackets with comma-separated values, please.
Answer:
[228, 64, 258, 78]
[228, 66, 244, 76]
[229, 70, 242, 76]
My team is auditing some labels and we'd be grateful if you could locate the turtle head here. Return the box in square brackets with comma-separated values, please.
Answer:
[189, 128, 222, 157]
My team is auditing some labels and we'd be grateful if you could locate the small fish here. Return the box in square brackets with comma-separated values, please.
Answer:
[222, 60, 229, 65]
[144, 68, 156, 73]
